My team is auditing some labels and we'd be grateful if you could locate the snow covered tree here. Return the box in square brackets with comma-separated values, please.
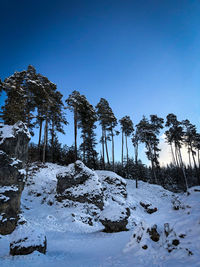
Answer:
[1, 70, 27, 125]
[165, 114, 188, 191]
[182, 119, 200, 183]
[65, 91, 83, 161]
[78, 95, 98, 168]
[137, 115, 163, 183]
[96, 98, 117, 170]
[49, 91, 67, 162]
[119, 116, 133, 167]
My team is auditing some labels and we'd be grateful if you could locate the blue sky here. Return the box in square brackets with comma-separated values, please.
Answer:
[0, 0, 200, 163]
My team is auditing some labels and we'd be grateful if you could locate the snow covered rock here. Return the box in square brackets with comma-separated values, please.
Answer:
[0, 151, 25, 235]
[0, 121, 30, 166]
[0, 121, 30, 235]
[96, 170, 130, 232]
[140, 201, 158, 214]
[56, 161, 104, 209]
[100, 202, 130, 232]
[125, 221, 193, 255]
[95, 170, 127, 205]
[10, 223, 47, 255]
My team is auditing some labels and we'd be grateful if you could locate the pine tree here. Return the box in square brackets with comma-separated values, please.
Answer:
[65, 91, 83, 161]
[119, 116, 133, 168]
[137, 115, 163, 183]
[182, 119, 200, 183]
[194, 133, 200, 169]
[78, 96, 97, 168]
[2, 70, 27, 125]
[165, 114, 188, 191]
[49, 91, 67, 162]
[132, 128, 140, 188]
[96, 98, 117, 170]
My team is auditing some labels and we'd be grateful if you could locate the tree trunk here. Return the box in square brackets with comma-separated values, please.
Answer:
[42, 117, 48, 163]
[134, 143, 138, 189]
[38, 119, 43, 161]
[111, 129, 115, 171]
[121, 130, 124, 167]
[198, 149, 200, 168]
[51, 121, 55, 163]
[126, 135, 128, 164]
[170, 143, 176, 166]
[174, 145, 180, 168]
[148, 143, 157, 183]
[178, 147, 188, 192]
[190, 144, 200, 184]
[83, 134, 86, 163]
[125, 135, 129, 178]
[188, 146, 192, 169]
[105, 130, 110, 165]
[102, 127, 105, 169]
[74, 107, 77, 161]
[38, 119, 43, 148]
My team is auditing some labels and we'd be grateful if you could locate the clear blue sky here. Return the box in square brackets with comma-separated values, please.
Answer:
[0, 0, 200, 163]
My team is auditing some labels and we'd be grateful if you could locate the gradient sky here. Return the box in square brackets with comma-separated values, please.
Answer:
[0, 0, 200, 164]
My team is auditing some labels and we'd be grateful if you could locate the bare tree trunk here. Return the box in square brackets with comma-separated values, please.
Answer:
[125, 135, 129, 178]
[148, 143, 157, 183]
[111, 129, 115, 171]
[188, 146, 192, 169]
[105, 130, 110, 165]
[170, 143, 176, 166]
[175, 145, 180, 168]
[74, 107, 77, 161]
[83, 134, 86, 163]
[121, 130, 124, 167]
[38, 119, 43, 161]
[126, 135, 128, 164]
[42, 117, 48, 163]
[178, 147, 188, 192]
[102, 127, 105, 169]
[51, 121, 55, 162]
[190, 144, 200, 184]
[38, 119, 43, 148]
[134, 143, 138, 188]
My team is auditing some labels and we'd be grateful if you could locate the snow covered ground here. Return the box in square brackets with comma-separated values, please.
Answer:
[0, 163, 200, 266]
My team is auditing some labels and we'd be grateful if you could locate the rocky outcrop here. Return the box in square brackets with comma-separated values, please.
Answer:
[10, 224, 47, 255]
[0, 122, 30, 235]
[56, 162, 130, 232]
[100, 204, 130, 232]
[96, 170, 130, 232]
[56, 161, 104, 209]
[0, 121, 30, 166]
[96, 170, 127, 205]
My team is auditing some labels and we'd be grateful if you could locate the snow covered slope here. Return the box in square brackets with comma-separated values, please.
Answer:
[0, 162, 199, 266]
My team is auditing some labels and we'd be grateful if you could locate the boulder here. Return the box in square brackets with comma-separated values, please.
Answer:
[10, 224, 47, 255]
[140, 202, 158, 214]
[0, 121, 30, 166]
[0, 152, 25, 235]
[96, 170, 130, 232]
[96, 170, 127, 205]
[100, 202, 130, 232]
[0, 121, 30, 235]
[56, 161, 104, 209]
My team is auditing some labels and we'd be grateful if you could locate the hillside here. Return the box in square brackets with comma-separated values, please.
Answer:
[0, 162, 200, 267]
